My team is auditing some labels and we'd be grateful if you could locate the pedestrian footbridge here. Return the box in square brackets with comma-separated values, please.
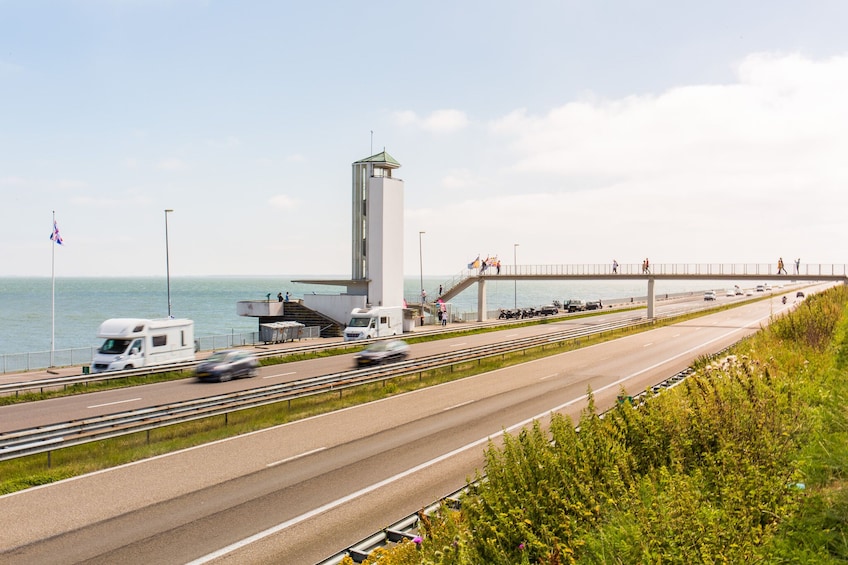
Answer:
[434, 262, 848, 321]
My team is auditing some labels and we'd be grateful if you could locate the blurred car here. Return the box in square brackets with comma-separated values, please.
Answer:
[565, 299, 586, 312]
[756, 285, 765, 292]
[585, 300, 603, 311]
[796, 291, 805, 298]
[538, 304, 559, 315]
[704, 290, 717, 301]
[735, 288, 744, 295]
[355, 339, 410, 367]
[725, 289, 736, 297]
[746, 289, 754, 296]
[195, 350, 259, 382]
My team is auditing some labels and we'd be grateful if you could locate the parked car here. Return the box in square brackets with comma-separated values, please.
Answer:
[704, 290, 717, 301]
[355, 339, 410, 367]
[537, 304, 559, 315]
[195, 350, 259, 382]
[585, 300, 603, 310]
[565, 299, 586, 312]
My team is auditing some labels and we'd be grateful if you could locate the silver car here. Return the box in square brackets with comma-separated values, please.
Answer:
[355, 340, 410, 367]
[195, 350, 259, 382]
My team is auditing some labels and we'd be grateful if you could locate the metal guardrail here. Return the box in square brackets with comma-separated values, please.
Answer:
[0, 318, 647, 463]
[1, 330, 265, 375]
[0, 308, 614, 396]
[0, 327, 324, 375]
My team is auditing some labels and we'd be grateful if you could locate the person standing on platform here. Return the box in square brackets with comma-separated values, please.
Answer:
[612, 259, 618, 274]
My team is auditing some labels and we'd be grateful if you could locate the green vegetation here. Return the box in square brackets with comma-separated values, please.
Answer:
[348, 286, 848, 564]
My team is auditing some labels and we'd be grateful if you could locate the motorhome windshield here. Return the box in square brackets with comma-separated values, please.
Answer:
[347, 317, 373, 328]
[99, 338, 131, 354]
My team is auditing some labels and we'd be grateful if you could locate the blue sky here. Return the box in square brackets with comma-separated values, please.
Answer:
[3, 1, 847, 277]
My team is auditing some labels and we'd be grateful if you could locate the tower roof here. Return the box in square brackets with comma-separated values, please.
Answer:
[354, 150, 400, 168]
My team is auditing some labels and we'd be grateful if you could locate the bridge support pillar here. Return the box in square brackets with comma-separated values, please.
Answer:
[477, 278, 487, 322]
[647, 277, 656, 319]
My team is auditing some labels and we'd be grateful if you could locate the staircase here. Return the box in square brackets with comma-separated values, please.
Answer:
[259, 301, 344, 338]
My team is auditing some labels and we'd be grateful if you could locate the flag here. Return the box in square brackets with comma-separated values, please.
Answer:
[49, 220, 63, 245]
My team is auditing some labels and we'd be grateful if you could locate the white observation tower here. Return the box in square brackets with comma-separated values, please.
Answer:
[351, 150, 404, 307]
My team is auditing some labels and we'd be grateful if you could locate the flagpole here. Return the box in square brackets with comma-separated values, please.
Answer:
[51, 210, 56, 368]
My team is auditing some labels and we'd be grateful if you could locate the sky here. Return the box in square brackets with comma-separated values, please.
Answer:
[2, 1, 848, 278]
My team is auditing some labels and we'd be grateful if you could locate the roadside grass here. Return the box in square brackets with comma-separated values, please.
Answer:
[349, 285, 848, 564]
[0, 296, 777, 495]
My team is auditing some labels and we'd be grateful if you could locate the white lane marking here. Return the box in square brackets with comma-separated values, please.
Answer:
[449, 343, 467, 348]
[88, 398, 141, 409]
[266, 447, 326, 468]
[263, 371, 297, 380]
[540, 373, 558, 381]
[643, 343, 653, 347]
[672, 334, 680, 338]
[442, 400, 474, 412]
[188, 318, 768, 565]
[505, 334, 519, 338]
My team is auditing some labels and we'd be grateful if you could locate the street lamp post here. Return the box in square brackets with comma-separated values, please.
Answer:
[514, 243, 519, 309]
[165, 209, 174, 318]
[419, 231, 426, 325]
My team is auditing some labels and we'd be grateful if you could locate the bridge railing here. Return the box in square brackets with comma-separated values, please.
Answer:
[422, 263, 847, 305]
[492, 263, 848, 277]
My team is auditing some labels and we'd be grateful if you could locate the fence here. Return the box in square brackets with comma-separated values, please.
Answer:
[1, 327, 321, 374]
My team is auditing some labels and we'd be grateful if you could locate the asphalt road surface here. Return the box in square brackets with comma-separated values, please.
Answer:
[0, 292, 809, 564]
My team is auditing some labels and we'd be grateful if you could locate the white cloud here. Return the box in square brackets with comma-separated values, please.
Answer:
[71, 192, 152, 209]
[491, 53, 848, 188]
[54, 179, 89, 190]
[0, 176, 27, 186]
[407, 52, 848, 274]
[393, 109, 470, 133]
[0, 60, 23, 76]
[205, 136, 242, 148]
[269, 194, 297, 210]
[156, 158, 189, 171]
[441, 170, 482, 190]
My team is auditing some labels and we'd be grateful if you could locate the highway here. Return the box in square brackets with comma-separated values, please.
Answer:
[0, 291, 808, 564]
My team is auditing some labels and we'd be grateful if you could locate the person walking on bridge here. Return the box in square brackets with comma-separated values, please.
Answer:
[612, 259, 619, 274]
[777, 257, 787, 275]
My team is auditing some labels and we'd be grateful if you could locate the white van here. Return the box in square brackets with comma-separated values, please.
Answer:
[90, 318, 195, 373]
[343, 307, 403, 341]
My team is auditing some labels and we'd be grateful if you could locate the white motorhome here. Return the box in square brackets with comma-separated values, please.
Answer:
[90, 318, 195, 373]
[343, 306, 403, 341]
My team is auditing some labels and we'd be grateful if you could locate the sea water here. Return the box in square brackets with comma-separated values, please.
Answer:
[0, 275, 717, 356]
